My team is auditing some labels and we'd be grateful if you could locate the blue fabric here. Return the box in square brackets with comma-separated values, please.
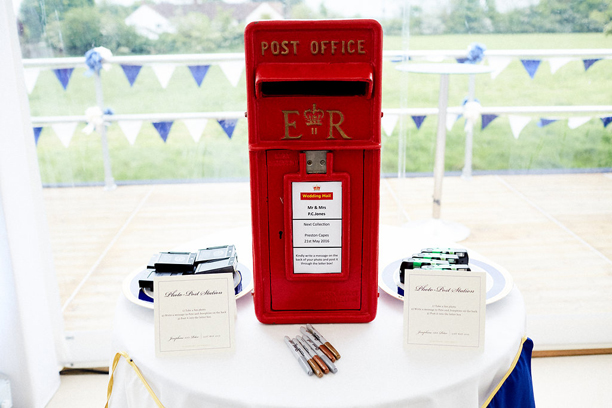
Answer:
[84, 49, 103, 76]
[188, 65, 210, 87]
[33, 127, 43, 145]
[520, 60, 541, 79]
[583, 58, 601, 71]
[601, 117, 612, 128]
[152, 121, 174, 143]
[53, 68, 74, 90]
[487, 338, 535, 408]
[481, 114, 499, 130]
[411, 115, 426, 130]
[466, 42, 486, 64]
[121, 65, 143, 87]
[456, 57, 469, 64]
[537, 118, 557, 128]
[217, 119, 239, 139]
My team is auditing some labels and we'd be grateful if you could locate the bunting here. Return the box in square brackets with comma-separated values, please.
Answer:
[33, 127, 43, 145]
[219, 62, 244, 87]
[188, 65, 210, 87]
[24, 68, 40, 94]
[411, 115, 426, 130]
[217, 119, 239, 138]
[567, 117, 591, 130]
[537, 118, 558, 128]
[508, 115, 531, 139]
[121, 65, 143, 87]
[602, 117, 612, 128]
[583, 58, 601, 71]
[183, 119, 208, 142]
[118, 121, 143, 145]
[152, 121, 174, 142]
[152, 64, 176, 89]
[481, 114, 499, 130]
[53, 68, 74, 90]
[381, 114, 399, 137]
[487, 57, 512, 80]
[51, 122, 78, 147]
[446, 113, 460, 131]
[548, 58, 572, 74]
[520, 60, 541, 79]
[455, 58, 468, 64]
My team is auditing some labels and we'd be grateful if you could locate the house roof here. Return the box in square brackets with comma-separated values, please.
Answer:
[150, 1, 284, 22]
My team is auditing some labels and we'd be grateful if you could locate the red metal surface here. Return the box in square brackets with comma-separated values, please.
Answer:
[245, 19, 382, 323]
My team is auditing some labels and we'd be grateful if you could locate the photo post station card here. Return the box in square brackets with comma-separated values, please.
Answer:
[403, 269, 486, 351]
[154, 273, 236, 357]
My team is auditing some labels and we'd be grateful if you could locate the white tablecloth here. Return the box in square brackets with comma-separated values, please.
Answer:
[110, 285, 526, 408]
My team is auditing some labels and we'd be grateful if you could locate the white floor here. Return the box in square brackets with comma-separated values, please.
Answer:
[45, 354, 612, 407]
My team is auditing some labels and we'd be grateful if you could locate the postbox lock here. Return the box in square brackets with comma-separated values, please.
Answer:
[305, 151, 327, 174]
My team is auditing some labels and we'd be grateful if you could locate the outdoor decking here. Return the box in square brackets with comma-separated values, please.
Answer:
[46, 174, 612, 339]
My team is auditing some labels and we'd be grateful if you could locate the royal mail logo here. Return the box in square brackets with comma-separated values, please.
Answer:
[304, 104, 324, 127]
[301, 192, 333, 200]
[313, 185, 321, 191]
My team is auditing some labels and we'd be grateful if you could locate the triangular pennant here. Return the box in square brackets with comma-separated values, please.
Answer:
[120, 64, 143, 87]
[455, 57, 468, 64]
[481, 114, 499, 130]
[24, 68, 40, 94]
[508, 115, 531, 139]
[188, 65, 210, 87]
[446, 113, 460, 131]
[487, 57, 512, 80]
[217, 119, 239, 139]
[537, 118, 558, 128]
[381, 114, 399, 137]
[520, 60, 541, 79]
[53, 68, 74, 90]
[152, 121, 174, 142]
[601, 117, 612, 128]
[219, 62, 244, 87]
[33, 127, 43, 145]
[567, 117, 591, 130]
[583, 58, 601, 71]
[118, 120, 143, 145]
[411, 115, 426, 130]
[152, 64, 176, 89]
[183, 119, 208, 142]
[51, 122, 78, 147]
[548, 57, 572, 74]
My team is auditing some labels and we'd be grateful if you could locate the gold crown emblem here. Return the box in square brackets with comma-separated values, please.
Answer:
[304, 104, 324, 126]
[313, 185, 321, 191]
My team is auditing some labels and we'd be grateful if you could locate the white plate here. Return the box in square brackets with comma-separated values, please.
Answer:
[379, 257, 513, 305]
[122, 263, 253, 310]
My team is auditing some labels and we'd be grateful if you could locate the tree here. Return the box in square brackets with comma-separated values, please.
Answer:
[443, 0, 493, 34]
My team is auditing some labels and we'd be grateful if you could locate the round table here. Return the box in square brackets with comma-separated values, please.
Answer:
[109, 226, 526, 408]
[395, 63, 493, 242]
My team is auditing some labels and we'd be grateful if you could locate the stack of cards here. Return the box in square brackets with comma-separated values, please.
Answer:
[139, 245, 238, 292]
[399, 248, 470, 284]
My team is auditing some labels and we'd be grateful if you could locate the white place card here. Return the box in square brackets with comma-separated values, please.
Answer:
[154, 273, 236, 357]
[403, 270, 486, 351]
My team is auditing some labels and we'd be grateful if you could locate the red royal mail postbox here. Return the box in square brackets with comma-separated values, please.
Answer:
[245, 19, 382, 324]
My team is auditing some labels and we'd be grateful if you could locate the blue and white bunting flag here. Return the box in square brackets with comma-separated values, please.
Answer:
[487, 57, 512, 80]
[381, 114, 399, 136]
[520, 59, 541, 79]
[567, 117, 591, 130]
[601, 117, 612, 128]
[24, 68, 40, 94]
[536, 118, 558, 128]
[188, 65, 210, 87]
[219, 62, 244, 87]
[217, 119, 239, 139]
[51, 122, 78, 147]
[508, 115, 531, 139]
[455, 57, 468, 64]
[548, 57, 572, 74]
[152, 64, 176, 89]
[121, 65, 143, 87]
[53, 68, 74, 90]
[183, 119, 208, 142]
[33, 127, 43, 145]
[583, 58, 601, 71]
[481, 114, 499, 130]
[118, 120, 143, 145]
[446, 113, 460, 131]
[411, 115, 426, 130]
[152, 121, 174, 142]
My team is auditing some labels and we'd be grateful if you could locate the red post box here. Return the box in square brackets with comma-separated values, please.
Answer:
[245, 20, 382, 324]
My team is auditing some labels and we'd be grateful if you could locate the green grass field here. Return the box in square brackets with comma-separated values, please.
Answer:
[30, 33, 612, 184]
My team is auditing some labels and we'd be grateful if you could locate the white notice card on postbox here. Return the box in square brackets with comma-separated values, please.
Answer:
[154, 273, 236, 357]
[403, 270, 486, 351]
